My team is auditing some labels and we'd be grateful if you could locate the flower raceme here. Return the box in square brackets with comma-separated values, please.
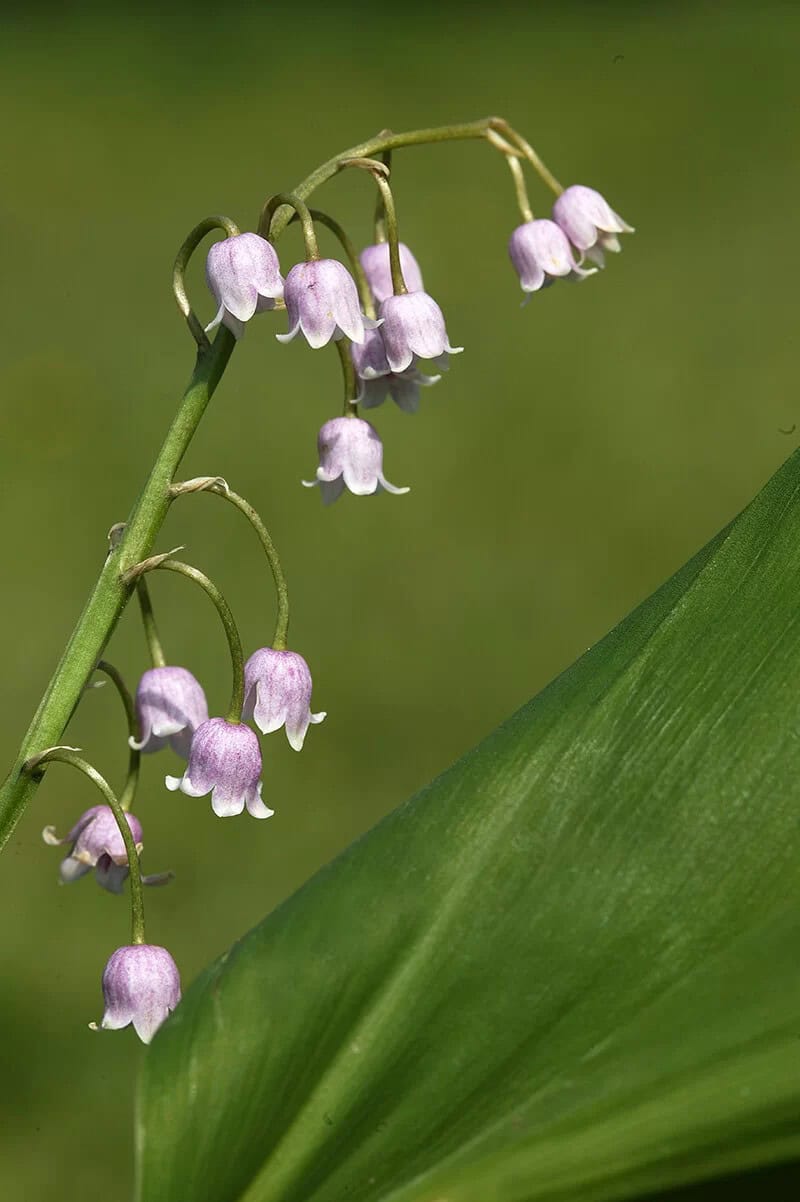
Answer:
[552, 185, 634, 267]
[165, 717, 272, 819]
[508, 219, 596, 296]
[205, 232, 284, 340]
[359, 241, 425, 305]
[243, 649, 326, 751]
[277, 259, 374, 349]
[303, 417, 409, 504]
[130, 666, 209, 759]
[93, 944, 181, 1045]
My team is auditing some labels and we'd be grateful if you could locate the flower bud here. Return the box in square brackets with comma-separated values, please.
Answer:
[243, 649, 326, 751]
[302, 417, 409, 505]
[508, 219, 595, 295]
[552, 185, 634, 266]
[277, 259, 371, 348]
[130, 666, 209, 759]
[165, 717, 272, 819]
[359, 241, 424, 305]
[94, 944, 181, 1044]
[205, 232, 284, 339]
[379, 292, 462, 374]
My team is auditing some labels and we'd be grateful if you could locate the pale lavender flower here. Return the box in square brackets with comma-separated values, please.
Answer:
[42, 805, 171, 893]
[351, 328, 440, 414]
[205, 232, 284, 339]
[302, 417, 409, 505]
[243, 649, 326, 751]
[379, 292, 463, 374]
[359, 241, 424, 305]
[130, 666, 209, 759]
[552, 185, 634, 266]
[93, 944, 181, 1044]
[43, 804, 142, 893]
[277, 259, 372, 348]
[508, 219, 596, 295]
[165, 717, 272, 819]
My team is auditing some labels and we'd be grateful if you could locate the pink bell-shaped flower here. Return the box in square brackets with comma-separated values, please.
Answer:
[302, 417, 409, 505]
[508, 219, 596, 296]
[379, 292, 463, 374]
[93, 944, 181, 1044]
[130, 666, 209, 759]
[243, 648, 326, 751]
[552, 185, 634, 267]
[42, 805, 171, 893]
[43, 804, 142, 893]
[165, 717, 272, 819]
[205, 232, 284, 339]
[277, 259, 372, 348]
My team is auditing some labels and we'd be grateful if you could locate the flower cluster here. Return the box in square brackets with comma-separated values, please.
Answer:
[45, 648, 324, 1042]
[36, 122, 633, 1049]
[205, 231, 464, 504]
[204, 175, 631, 501]
[508, 185, 633, 297]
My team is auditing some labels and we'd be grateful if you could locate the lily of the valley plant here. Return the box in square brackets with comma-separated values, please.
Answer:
[0, 116, 631, 1043]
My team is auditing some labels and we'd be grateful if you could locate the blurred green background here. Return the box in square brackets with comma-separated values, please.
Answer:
[0, 2, 797, 1198]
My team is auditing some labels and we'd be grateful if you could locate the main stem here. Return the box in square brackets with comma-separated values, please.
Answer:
[0, 116, 499, 850]
[0, 329, 235, 847]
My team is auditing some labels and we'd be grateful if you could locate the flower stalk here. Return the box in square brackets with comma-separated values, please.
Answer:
[24, 747, 146, 944]
[169, 479, 291, 651]
[95, 660, 141, 811]
[0, 115, 552, 851]
[123, 557, 245, 724]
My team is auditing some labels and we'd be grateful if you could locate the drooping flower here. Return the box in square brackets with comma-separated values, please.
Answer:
[243, 649, 326, 751]
[43, 804, 143, 894]
[508, 219, 596, 295]
[165, 718, 272, 819]
[42, 805, 171, 893]
[379, 292, 463, 374]
[351, 327, 441, 414]
[302, 417, 409, 505]
[552, 185, 634, 266]
[359, 241, 424, 305]
[93, 944, 181, 1044]
[205, 232, 284, 339]
[130, 666, 209, 759]
[276, 259, 372, 348]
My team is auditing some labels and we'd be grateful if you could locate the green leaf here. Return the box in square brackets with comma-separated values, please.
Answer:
[136, 451, 800, 1202]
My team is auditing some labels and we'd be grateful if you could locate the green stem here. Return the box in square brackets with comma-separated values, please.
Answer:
[266, 118, 498, 240]
[95, 660, 141, 812]
[136, 578, 167, 668]
[0, 325, 235, 850]
[489, 118, 563, 196]
[258, 193, 319, 258]
[336, 339, 358, 417]
[170, 481, 291, 650]
[373, 132, 393, 242]
[505, 152, 534, 223]
[173, 215, 241, 349]
[0, 116, 508, 852]
[25, 748, 146, 944]
[126, 558, 245, 724]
